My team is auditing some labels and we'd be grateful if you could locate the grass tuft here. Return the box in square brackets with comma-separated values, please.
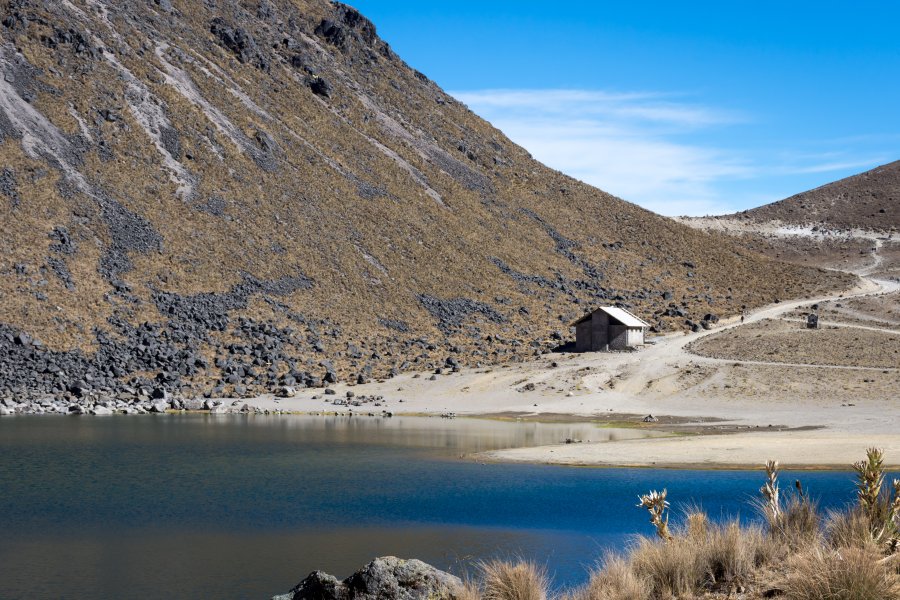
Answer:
[479, 560, 549, 600]
[567, 555, 649, 600]
[782, 546, 900, 600]
[630, 534, 705, 597]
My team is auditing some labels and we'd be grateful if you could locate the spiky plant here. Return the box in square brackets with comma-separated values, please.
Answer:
[758, 460, 820, 550]
[638, 489, 672, 542]
[889, 479, 900, 554]
[850, 448, 900, 555]
[855, 448, 886, 516]
[761, 460, 781, 526]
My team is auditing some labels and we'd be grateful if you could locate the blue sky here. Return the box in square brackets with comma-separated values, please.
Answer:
[352, 1, 899, 216]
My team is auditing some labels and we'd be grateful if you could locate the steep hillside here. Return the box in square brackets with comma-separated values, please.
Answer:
[728, 161, 900, 231]
[0, 0, 852, 401]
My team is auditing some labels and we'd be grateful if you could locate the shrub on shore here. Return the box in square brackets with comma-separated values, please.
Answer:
[781, 546, 900, 600]
[463, 449, 900, 600]
[478, 559, 549, 600]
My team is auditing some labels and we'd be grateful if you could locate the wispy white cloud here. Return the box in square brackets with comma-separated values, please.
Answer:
[450, 88, 891, 216]
[451, 88, 750, 216]
[453, 89, 742, 128]
[768, 151, 890, 176]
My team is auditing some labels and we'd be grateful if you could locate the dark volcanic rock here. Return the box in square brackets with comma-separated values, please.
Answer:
[152, 273, 312, 337]
[46, 256, 74, 289]
[98, 195, 164, 283]
[378, 318, 409, 333]
[0, 167, 18, 207]
[308, 75, 332, 98]
[417, 294, 504, 333]
[273, 556, 463, 600]
[210, 17, 268, 70]
[48, 226, 76, 255]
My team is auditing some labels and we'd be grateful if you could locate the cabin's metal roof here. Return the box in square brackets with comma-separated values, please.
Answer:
[572, 306, 650, 328]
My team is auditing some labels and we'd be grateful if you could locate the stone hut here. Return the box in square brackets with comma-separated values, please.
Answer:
[572, 306, 650, 352]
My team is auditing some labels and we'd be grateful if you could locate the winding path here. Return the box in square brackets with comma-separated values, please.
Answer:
[575, 235, 899, 403]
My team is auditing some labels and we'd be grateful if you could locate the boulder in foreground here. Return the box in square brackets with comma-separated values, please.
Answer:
[272, 556, 463, 600]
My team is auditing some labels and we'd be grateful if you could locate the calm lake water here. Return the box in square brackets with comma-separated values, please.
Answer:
[0, 415, 860, 599]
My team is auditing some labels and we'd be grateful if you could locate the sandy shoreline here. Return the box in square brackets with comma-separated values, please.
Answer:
[477, 431, 900, 470]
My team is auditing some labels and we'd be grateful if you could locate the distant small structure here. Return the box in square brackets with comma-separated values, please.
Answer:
[806, 313, 819, 329]
[572, 306, 650, 352]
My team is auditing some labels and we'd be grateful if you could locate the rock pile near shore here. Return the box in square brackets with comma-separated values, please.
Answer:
[272, 557, 463, 600]
[0, 392, 277, 416]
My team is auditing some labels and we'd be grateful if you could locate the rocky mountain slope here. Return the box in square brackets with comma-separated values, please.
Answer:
[682, 162, 899, 277]
[0, 0, 851, 401]
[726, 161, 899, 232]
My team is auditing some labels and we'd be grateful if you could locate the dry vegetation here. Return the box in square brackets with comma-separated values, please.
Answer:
[713, 232, 878, 272]
[689, 318, 900, 369]
[876, 241, 900, 279]
[462, 450, 900, 600]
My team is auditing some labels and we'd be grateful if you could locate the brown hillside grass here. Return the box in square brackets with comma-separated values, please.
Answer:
[0, 0, 855, 393]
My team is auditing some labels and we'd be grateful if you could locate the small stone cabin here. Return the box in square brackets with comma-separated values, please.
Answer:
[572, 306, 650, 352]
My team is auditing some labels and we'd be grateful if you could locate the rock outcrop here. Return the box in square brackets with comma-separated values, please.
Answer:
[272, 557, 463, 600]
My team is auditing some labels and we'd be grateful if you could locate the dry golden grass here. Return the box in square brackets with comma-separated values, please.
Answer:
[478, 560, 549, 600]
[827, 507, 882, 553]
[627, 519, 772, 597]
[456, 580, 484, 600]
[700, 521, 770, 587]
[782, 547, 900, 600]
[766, 495, 823, 553]
[630, 534, 705, 597]
[564, 555, 648, 600]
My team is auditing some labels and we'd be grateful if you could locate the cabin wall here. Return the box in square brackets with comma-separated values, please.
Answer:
[626, 328, 644, 347]
[575, 320, 592, 352]
[591, 312, 610, 350]
[609, 325, 628, 349]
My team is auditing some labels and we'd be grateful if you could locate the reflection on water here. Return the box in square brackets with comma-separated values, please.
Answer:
[0, 413, 661, 454]
[0, 415, 856, 599]
[5, 526, 607, 599]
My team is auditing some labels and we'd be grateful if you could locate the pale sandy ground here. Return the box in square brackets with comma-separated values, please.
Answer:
[237, 238, 900, 469]
[483, 432, 900, 470]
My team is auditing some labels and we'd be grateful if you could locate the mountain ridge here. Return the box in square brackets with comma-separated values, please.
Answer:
[724, 160, 899, 232]
[0, 0, 850, 400]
